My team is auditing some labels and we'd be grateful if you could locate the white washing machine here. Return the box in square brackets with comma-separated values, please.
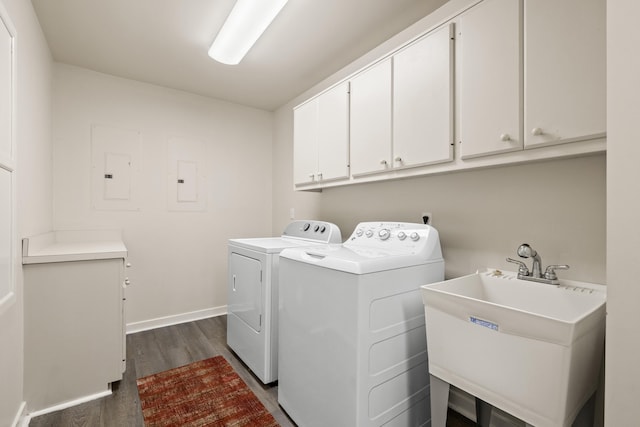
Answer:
[278, 221, 444, 427]
[227, 220, 341, 384]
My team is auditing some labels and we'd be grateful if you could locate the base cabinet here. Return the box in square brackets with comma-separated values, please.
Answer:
[23, 232, 127, 413]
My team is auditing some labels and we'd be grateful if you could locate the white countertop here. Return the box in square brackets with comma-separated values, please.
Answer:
[22, 230, 127, 264]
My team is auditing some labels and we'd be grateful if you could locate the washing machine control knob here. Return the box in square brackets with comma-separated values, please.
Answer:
[303, 223, 311, 231]
[314, 225, 320, 232]
[397, 231, 407, 240]
[410, 232, 420, 241]
[365, 230, 374, 238]
[319, 225, 326, 233]
[378, 229, 390, 240]
[356, 229, 364, 237]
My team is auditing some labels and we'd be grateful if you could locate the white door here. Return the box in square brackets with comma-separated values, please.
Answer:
[524, 0, 606, 148]
[393, 23, 454, 168]
[459, 0, 522, 159]
[228, 253, 262, 333]
[0, 7, 14, 309]
[350, 59, 392, 176]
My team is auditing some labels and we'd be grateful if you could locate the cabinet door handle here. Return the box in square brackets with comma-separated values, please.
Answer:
[380, 159, 388, 166]
[308, 173, 315, 181]
[531, 127, 543, 136]
[394, 156, 403, 163]
[500, 133, 511, 142]
[317, 173, 323, 180]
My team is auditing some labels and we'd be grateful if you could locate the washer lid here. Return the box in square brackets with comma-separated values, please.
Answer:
[279, 244, 443, 274]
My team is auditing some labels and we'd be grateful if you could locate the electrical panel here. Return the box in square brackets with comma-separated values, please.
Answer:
[167, 136, 206, 211]
[91, 124, 140, 211]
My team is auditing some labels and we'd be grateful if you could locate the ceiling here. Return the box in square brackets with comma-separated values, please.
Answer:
[31, 0, 447, 111]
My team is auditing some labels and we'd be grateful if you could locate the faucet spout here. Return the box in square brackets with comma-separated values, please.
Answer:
[517, 243, 542, 278]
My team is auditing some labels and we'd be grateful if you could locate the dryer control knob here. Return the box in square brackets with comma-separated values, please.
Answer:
[314, 225, 320, 232]
[398, 231, 407, 240]
[356, 229, 364, 237]
[303, 223, 311, 231]
[410, 232, 420, 241]
[365, 230, 374, 238]
[378, 229, 390, 240]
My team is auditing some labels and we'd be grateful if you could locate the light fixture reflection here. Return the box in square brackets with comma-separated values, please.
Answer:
[208, 0, 289, 65]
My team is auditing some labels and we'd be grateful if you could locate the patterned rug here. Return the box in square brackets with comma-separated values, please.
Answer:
[136, 356, 280, 426]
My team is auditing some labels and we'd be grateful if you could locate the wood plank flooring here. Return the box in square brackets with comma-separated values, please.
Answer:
[28, 315, 474, 427]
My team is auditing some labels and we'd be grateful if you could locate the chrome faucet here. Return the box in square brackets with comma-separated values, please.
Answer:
[517, 244, 542, 278]
[506, 243, 569, 285]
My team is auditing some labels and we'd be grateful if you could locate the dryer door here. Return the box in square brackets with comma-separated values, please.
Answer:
[229, 252, 262, 332]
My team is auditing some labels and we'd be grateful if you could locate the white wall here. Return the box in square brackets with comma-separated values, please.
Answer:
[316, 155, 606, 283]
[52, 64, 273, 327]
[605, 1, 640, 425]
[0, 0, 52, 425]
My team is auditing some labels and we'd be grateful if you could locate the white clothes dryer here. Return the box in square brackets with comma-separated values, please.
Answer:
[227, 220, 341, 384]
[278, 222, 444, 427]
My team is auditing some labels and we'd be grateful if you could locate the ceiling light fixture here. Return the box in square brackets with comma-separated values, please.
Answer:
[208, 0, 289, 65]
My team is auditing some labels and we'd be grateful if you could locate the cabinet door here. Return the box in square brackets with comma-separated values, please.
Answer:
[349, 59, 392, 176]
[524, 0, 605, 148]
[317, 82, 350, 182]
[459, 0, 522, 159]
[293, 99, 319, 185]
[393, 23, 454, 168]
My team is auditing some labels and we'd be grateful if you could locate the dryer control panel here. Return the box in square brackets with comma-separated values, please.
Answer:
[345, 222, 442, 258]
[281, 220, 342, 243]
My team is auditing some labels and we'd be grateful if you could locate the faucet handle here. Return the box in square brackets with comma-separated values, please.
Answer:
[506, 258, 530, 277]
[544, 264, 570, 281]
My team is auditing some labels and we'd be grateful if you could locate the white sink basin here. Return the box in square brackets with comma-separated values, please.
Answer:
[421, 269, 606, 427]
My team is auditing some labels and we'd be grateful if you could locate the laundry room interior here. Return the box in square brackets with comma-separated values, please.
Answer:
[0, 0, 638, 426]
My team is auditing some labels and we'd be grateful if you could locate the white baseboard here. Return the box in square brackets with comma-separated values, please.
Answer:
[11, 401, 27, 427]
[126, 305, 227, 334]
[25, 390, 112, 421]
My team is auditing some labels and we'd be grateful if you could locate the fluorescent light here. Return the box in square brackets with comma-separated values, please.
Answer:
[208, 0, 289, 65]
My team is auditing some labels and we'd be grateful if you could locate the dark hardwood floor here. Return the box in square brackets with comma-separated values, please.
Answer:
[29, 315, 474, 427]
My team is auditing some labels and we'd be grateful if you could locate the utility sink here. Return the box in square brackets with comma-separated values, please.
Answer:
[421, 269, 606, 427]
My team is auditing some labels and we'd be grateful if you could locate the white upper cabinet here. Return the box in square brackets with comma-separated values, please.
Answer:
[293, 82, 350, 186]
[293, 98, 318, 185]
[292, 0, 606, 190]
[350, 24, 454, 177]
[349, 59, 392, 177]
[459, 0, 522, 159]
[393, 23, 454, 168]
[524, 0, 606, 148]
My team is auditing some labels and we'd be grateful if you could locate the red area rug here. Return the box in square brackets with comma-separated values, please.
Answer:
[136, 356, 279, 426]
